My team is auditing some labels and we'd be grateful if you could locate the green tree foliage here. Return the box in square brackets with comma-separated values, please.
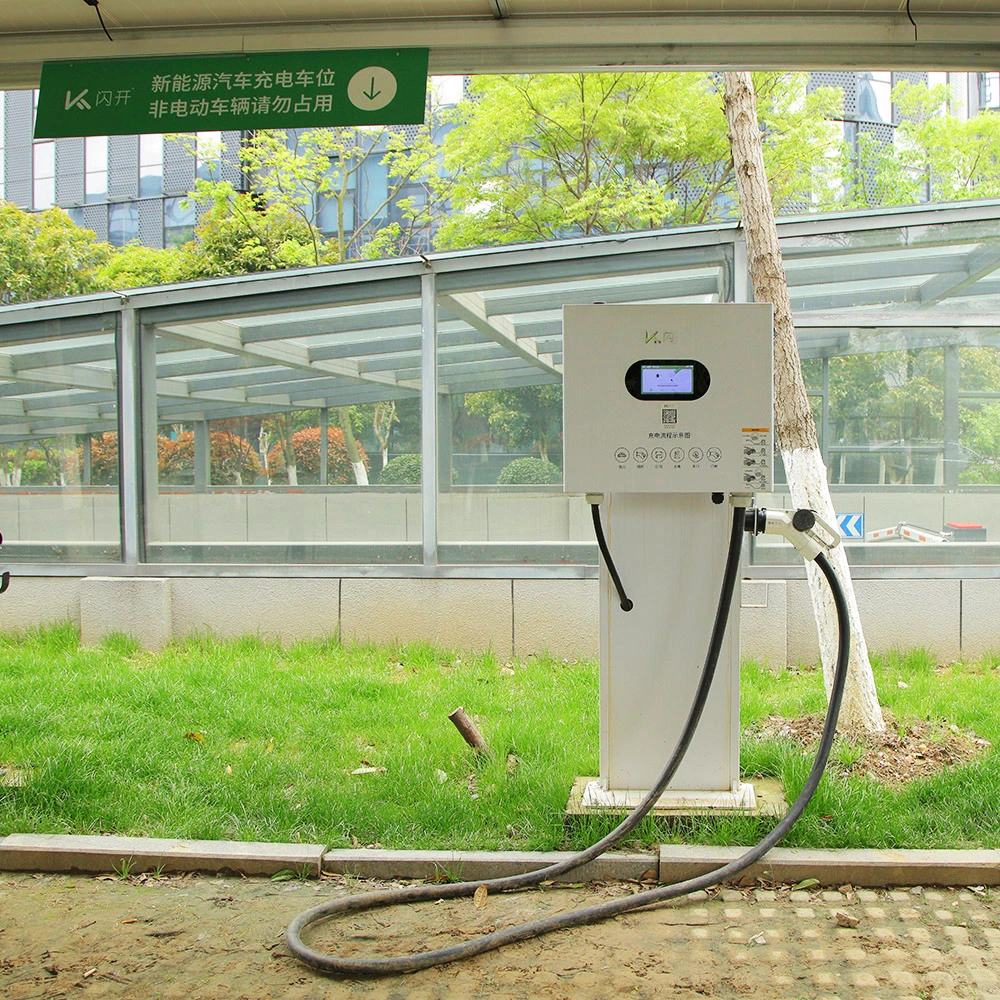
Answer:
[0, 203, 112, 303]
[430, 72, 842, 249]
[178, 126, 437, 268]
[464, 385, 563, 463]
[94, 242, 195, 289]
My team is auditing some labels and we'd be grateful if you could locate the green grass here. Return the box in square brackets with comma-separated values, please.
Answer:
[0, 624, 598, 850]
[2, 625, 999, 851]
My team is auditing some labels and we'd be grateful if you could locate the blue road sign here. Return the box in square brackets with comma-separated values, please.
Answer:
[836, 512, 864, 538]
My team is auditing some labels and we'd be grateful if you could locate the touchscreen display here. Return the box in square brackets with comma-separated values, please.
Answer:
[640, 364, 695, 396]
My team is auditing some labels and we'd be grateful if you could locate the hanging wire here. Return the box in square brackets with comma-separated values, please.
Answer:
[83, 0, 115, 42]
[905, 0, 918, 41]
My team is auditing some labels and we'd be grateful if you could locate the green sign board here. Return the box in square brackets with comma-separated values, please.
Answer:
[34, 48, 429, 139]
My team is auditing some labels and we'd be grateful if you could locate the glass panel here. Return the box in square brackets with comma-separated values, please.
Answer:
[139, 135, 163, 196]
[434, 285, 581, 565]
[0, 328, 121, 563]
[196, 131, 222, 180]
[163, 197, 196, 246]
[147, 295, 422, 563]
[361, 157, 389, 227]
[85, 171, 107, 204]
[318, 164, 355, 234]
[108, 203, 139, 246]
[85, 136, 108, 173]
[33, 141, 55, 210]
[85, 136, 109, 204]
[856, 71, 891, 123]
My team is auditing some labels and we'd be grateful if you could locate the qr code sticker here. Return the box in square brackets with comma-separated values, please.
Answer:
[661, 408, 677, 424]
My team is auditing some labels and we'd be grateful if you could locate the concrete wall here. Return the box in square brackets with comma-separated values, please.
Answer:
[0, 491, 593, 547]
[6, 489, 1000, 546]
[4, 574, 998, 663]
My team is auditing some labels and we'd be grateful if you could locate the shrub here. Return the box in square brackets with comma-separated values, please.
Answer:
[265, 426, 368, 484]
[376, 453, 421, 485]
[158, 431, 263, 485]
[89, 432, 119, 485]
[497, 456, 562, 485]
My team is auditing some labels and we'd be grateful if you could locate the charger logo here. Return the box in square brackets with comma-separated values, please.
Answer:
[644, 330, 674, 344]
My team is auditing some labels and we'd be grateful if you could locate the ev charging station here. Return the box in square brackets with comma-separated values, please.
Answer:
[288, 303, 851, 976]
[563, 303, 773, 812]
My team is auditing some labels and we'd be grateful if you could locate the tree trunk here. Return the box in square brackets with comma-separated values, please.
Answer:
[722, 71, 884, 733]
[337, 407, 369, 486]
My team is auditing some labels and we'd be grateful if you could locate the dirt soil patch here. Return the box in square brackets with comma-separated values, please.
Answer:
[752, 712, 991, 783]
[3, 872, 999, 999]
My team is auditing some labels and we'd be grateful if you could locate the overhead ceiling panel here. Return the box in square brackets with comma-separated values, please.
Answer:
[6, 1, 1000, 89]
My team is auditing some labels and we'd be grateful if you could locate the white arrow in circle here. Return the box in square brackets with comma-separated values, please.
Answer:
[65, 89, 92, 111]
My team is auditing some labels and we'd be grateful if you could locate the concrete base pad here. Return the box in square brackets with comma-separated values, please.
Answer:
[567, 776, 788, 818]
[0, 834, 325, 877]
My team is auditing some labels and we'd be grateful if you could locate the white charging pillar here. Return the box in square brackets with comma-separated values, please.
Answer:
[563, 304, 773, 810]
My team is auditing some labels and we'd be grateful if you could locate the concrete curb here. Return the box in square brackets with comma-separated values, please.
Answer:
[659, 845, 1000, 887]
[0, 834, 325, 877]
[322, 849, 658, 882]
[2, 834, 999, 887]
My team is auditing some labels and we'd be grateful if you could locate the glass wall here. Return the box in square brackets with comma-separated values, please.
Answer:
[0, 323, 121, 562]
[434, 245, 732, 563]
[753, 210, 1000, 568]
[145, 291, 422, 563]
[0, 202, 998, 576]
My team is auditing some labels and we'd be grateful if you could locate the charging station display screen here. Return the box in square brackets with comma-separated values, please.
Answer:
[640, 365, 694, 396]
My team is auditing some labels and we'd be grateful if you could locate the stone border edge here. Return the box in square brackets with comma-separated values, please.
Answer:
[2, 835, 999, 886]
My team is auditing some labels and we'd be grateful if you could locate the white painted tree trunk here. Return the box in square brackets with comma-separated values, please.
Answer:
[351, 460, 369, 486]
[338, 406, 369, 486]
[723, 71, 884, 733]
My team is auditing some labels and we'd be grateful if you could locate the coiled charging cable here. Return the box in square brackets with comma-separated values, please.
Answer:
[287, 504, 849, 976]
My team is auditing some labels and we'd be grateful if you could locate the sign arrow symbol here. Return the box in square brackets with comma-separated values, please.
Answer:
[362, 77, 381, 102]
[65, 89, 91, 111]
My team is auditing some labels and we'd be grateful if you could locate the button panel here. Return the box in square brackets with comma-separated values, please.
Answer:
[613, 444, 725, 469]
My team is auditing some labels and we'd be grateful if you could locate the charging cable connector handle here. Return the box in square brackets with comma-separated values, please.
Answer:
[745, 507, 841, 562]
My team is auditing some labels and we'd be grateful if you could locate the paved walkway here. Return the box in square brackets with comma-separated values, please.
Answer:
[2, 872, 999, 999]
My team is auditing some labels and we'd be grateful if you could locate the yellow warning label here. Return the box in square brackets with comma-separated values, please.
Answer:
[742, 428, 770, 433]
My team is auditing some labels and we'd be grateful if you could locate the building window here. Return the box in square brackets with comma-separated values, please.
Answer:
[196, 131, 222, 180]
[361, 157, 389, 229]
[139, 134, 163, 196]
[85, 136, 108, 204]
[979, 73, 1000, 111]
[32, 141, 55, 210]
[856, 71, 892, 123]
[164, 196, 196, 246]
[66, 207, 84, 226]
[109, 203, 139, 246]
[318, 160, 356, 235]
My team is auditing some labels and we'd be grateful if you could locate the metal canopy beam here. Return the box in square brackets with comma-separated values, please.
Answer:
[918, 244, 1000, 305]
[439, 292, 561, 376]
[155, 320, 414, 391]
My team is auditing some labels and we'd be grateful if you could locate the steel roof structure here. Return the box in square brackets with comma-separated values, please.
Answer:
[0, 198, 998, 446]
[4, 1, 1000, 89]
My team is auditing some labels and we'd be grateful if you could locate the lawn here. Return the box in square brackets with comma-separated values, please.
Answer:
[1, 624, 998, 852]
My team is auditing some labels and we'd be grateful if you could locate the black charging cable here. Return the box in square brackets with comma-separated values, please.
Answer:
[590, 501, 633, 611]
[286, 503, 847, 977]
